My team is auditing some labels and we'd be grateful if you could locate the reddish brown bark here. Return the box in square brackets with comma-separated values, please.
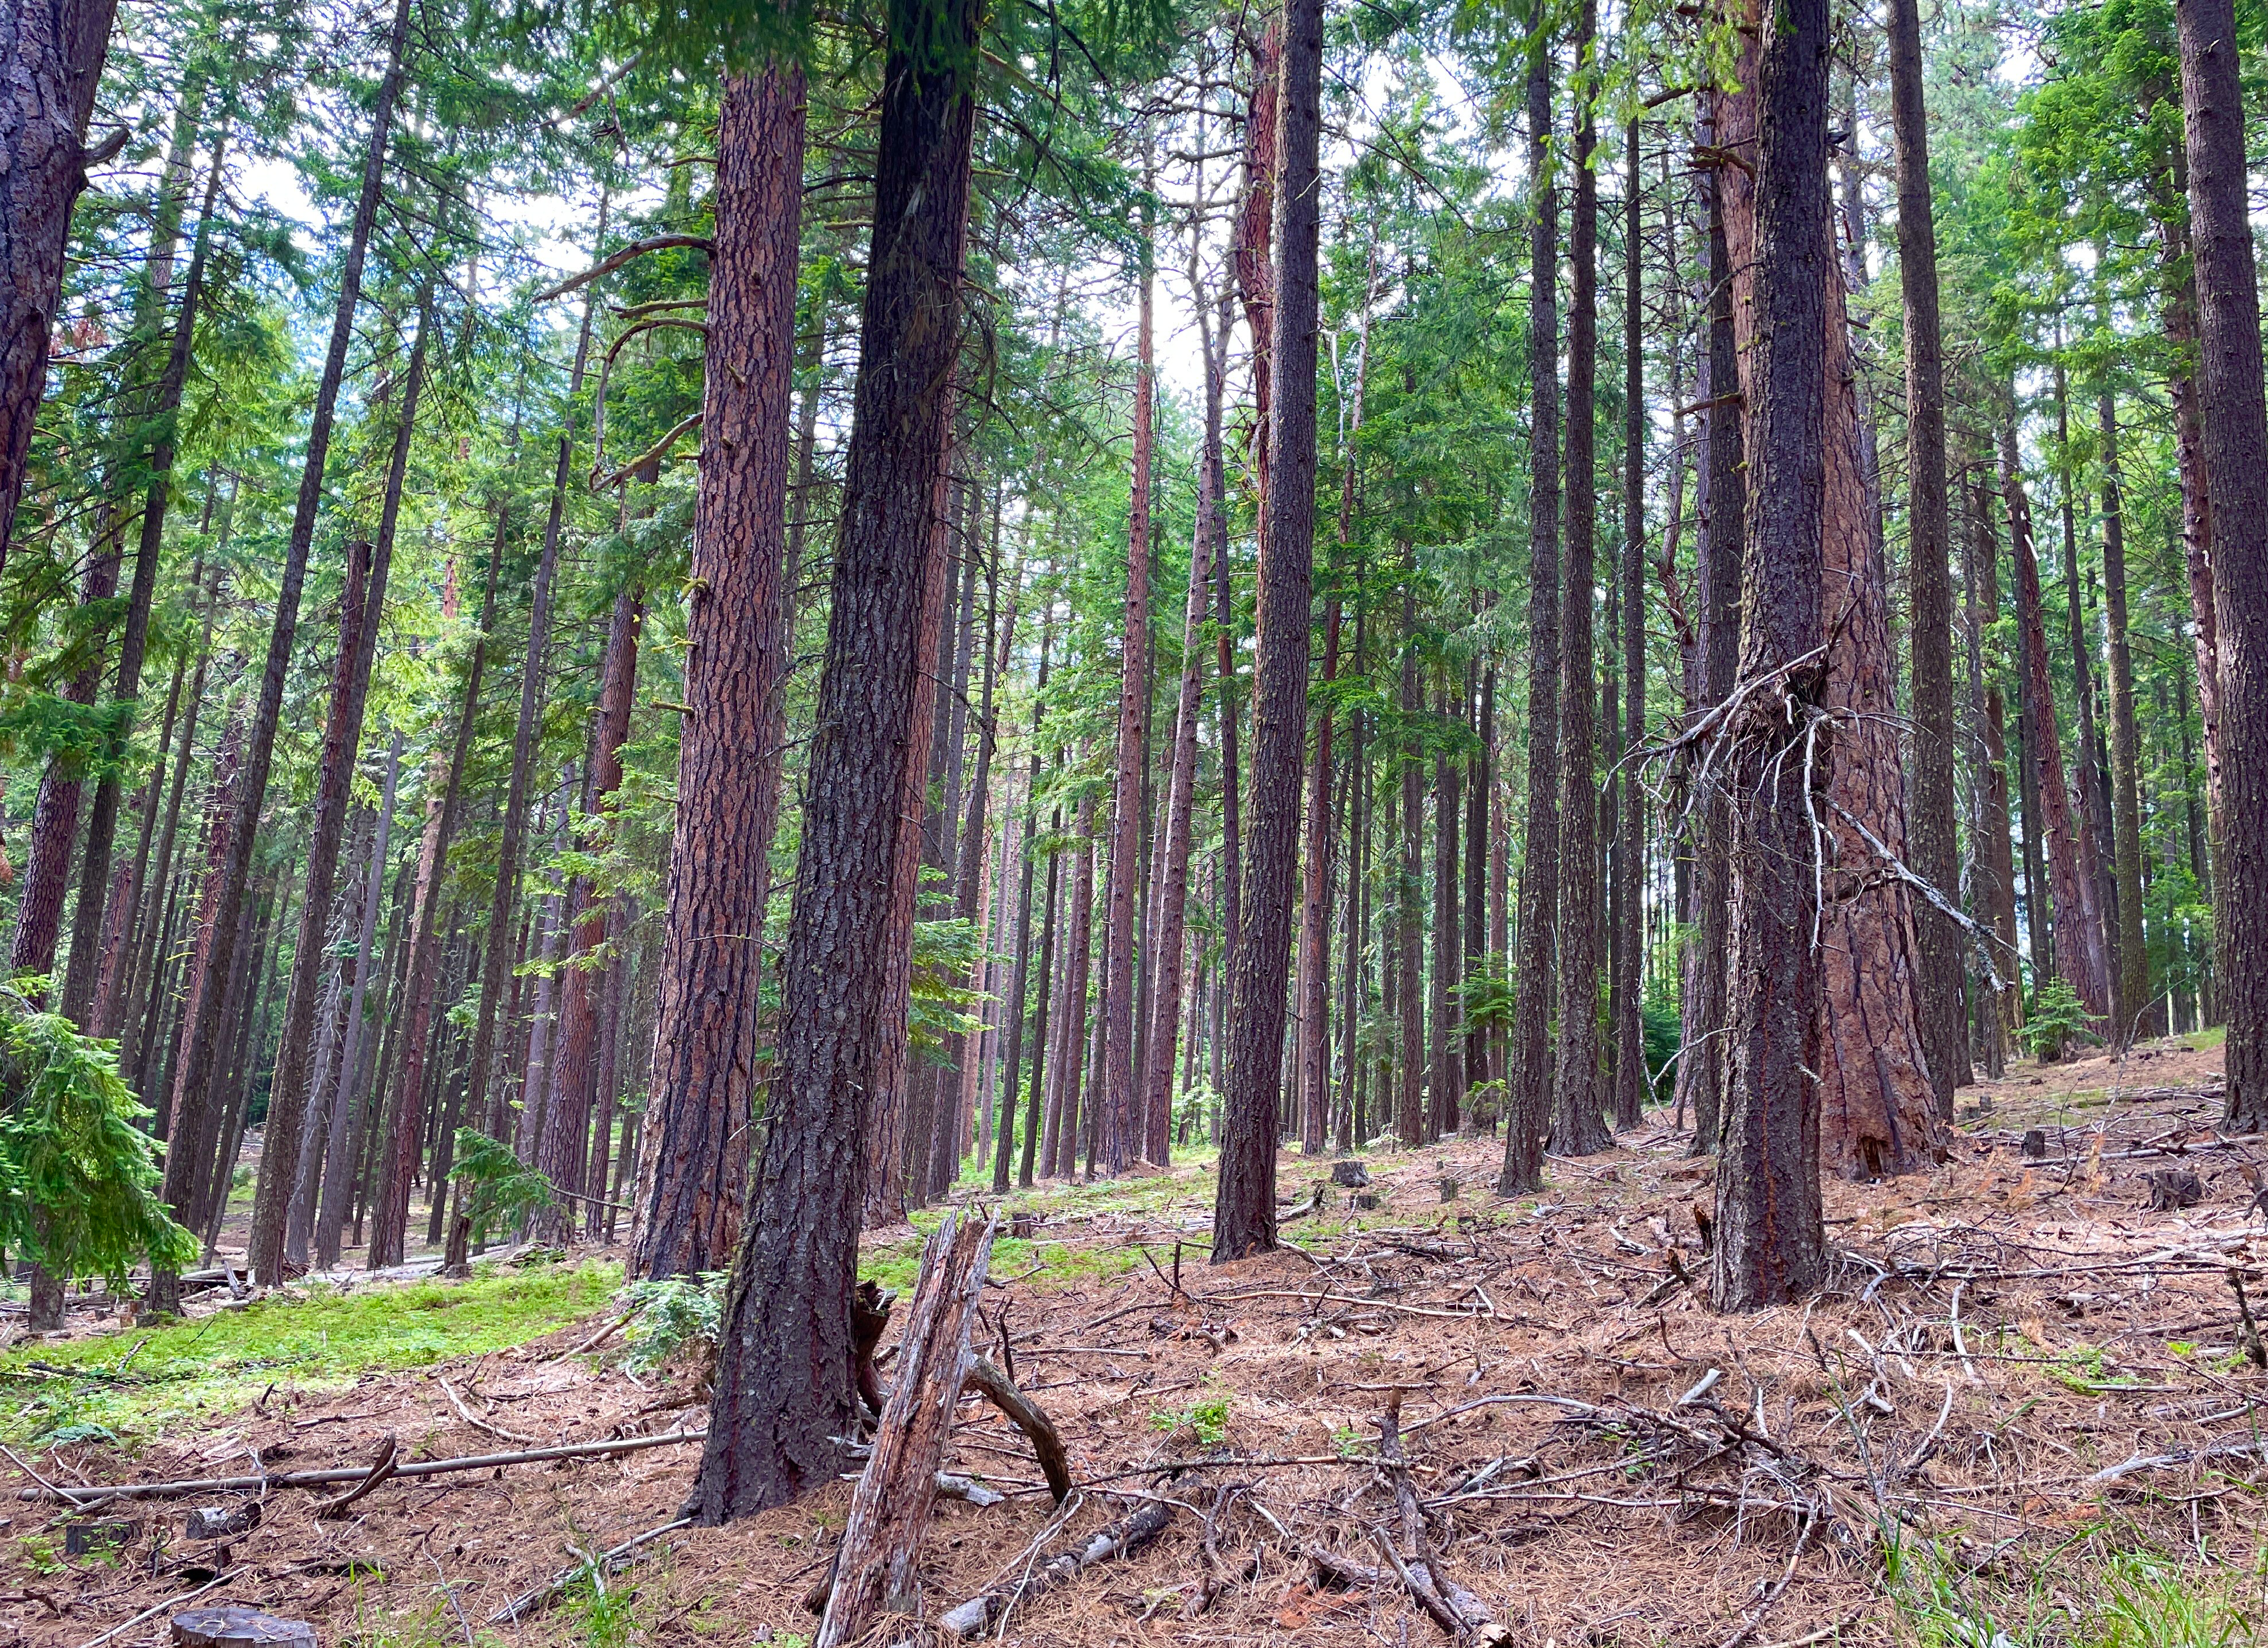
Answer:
[1709, 0, 1829, 1310]
[628, 61, 809, 1278]
[0, 0, 120, 562]
[2177, 0, 2268, 1127]
[1213, 0, 1319, 1264]
[697, 0, 979, 1518]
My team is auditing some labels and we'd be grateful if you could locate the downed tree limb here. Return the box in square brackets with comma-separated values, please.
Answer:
[12, 1430, 706, 1507]
[312, 1432, 397, 1520]
[438, 1377, 541, 1445]
[486, 1518, 690, 1624]
[1377, 1394, 1496, 1639]
[815, 1212, 996, 1648]
[962, 1353, 1072, 1504]
[939, 1500, 1173, 1638]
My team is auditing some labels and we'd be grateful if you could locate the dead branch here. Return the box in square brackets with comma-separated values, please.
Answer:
[485, 1518, 689, 1624]
[437, 1377, 541, 1445]
[963, 1353, 1072, 1503]
[14, 1430, 707, 1507]
[939, 1499, 1173, 1638]
[533, 235, 714, 304]
[311, 1433, 397, 1520]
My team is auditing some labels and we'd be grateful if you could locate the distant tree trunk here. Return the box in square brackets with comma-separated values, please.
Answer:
[1299, 597, 1338, 1156]
[297, 738, 399, 1268]
[995, 619, 1052, 1194]
[1553, 2, 1608, 1160]
[148, 0, 412, 1315]
[144, 706, 244, 1315]
[2157, 204, 2221, 904]
[1397, 570, 1424, 1148]
[1146, 285, 1228, 1162]
[2001, 413, 2114, 1025]
[1614, 117, 1646, 1133]
[2098, 390, 2151, 1041]
[1048, 791, 1095, 1178]
[2177, 0, 2268, 1126]
[252, 304, 428, 1284]
[1213, 0, 1318, 1264]
[536, 578, 642, 1242]
[0, 0, 120, 563]
[1100, 225, 1154, 1175]
[1497, 11, 1559, 1197]
[694, 0, 979, 1519]
[1965, 474, 2020, 1072]
[1885, 0, 1961, 1116]
[1678, 135, 1742, 1160]
[1709, 0, 1829, 1310]
[61, 145, 227, 1029]
[2052, 358, 2121, 1023]
[1431, 673, 1461, 1137]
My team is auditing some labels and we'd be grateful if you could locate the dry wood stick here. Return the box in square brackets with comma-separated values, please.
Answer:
[962, 1352, 1071, 1503]
[313, 1432, 397, 1519]
[816, 1212, 996, 1648]
[12, 1430, 707, 1506]
[486, 1518, 692, 1623]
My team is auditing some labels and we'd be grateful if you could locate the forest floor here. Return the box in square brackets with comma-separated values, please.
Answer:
[3, 1029, 2263, 1648]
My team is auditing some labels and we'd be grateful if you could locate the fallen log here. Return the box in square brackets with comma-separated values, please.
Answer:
[939, 1500, 1174, 1638]
[14, 1430, 706, 1507]
[815, 1212, 996, 1648]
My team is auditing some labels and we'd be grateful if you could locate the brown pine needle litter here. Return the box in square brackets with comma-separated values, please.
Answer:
[8, 1041, 2266, 1647]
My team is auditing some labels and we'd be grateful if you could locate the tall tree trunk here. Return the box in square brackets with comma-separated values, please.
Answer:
[535, 578, 643, 1242]
[1213, 0, 1318, 1264]
[1886, 0, 1961, 1114]
[1100, 222, 1154, 1175]
[2177, 0, 2268, 1124]
[1965, 474, 2020, 1070]
[2157, 203, 2221, 906]
[1497, 5, 1559, 1197]
[0, 0, 120, 562]
[1397, 568, 1424, 1148]
[61, 141, 227, 1027]
[994, 616, 1052, 1192]
[2052, 357, 2121, 1021]
[2003, 412, 2114, 1025]
[1613, 117, 1646, 1133]
[694, 0, 979, 1519]
[1145, 283, 1228, 1161]
[1678, 133, 1742, 1159]
[1299, 598, 1338, 1155]
[1048, 791, 1095, 1178]
[147, 0, 412, 1316]
[252, 304, 428, 1283]
[1709, 0, 1829, 1310]
[2098, 389, 2150, 1040]
[298, 738, 399, 1268]
[1431, 676, 1461, 1138]
[1554, 1, 1608, 1158]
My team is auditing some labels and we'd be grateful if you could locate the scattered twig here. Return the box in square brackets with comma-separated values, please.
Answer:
[438, 1377, 541, 1445]
[485, 1518, 691, 1623]
[313, 1432, 398, 1520]
[73, 1567, 237, 1648]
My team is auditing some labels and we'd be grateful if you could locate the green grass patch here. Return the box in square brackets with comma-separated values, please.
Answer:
[1, 1259, 619, 1444]
[855, 1231, 1146, 1298]
[2185, 1026, 2229, 1053]
[1888, 1531, 2262, 1647]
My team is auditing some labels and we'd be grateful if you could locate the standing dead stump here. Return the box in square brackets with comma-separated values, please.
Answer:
[815, 1212, 996, 1648]
[172, 1608, 319, 1646]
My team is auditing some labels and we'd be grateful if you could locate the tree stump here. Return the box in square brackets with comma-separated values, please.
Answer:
[1437, 1177, 1460, 1202]
[2021, 1128, 2047, 1160]
[171, 1608, 318, 1646]
[1330, 1160, 1370, 1188]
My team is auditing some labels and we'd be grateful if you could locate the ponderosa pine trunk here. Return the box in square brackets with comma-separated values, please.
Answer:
[1144, 282, 1228, 1161]
[1887, 0, 1962, 1114]
[1613, 118, 1646, 1133]
[1431, 675, 1461, 1138]
[695, 0, 979, 1518]
[2001, 412, 2114, 1026]
[1213, 0, 1318, 1264]
[1554, 2, 1609, 1159]
[251, 305, 427, 1284]
[995, 617, 1053, 1193]
[629, 65, 806, 1277]
[534, 578, 642, 1242]
[2176, 0, 2268, 1126]
[1965, 473, 2020, 1067]
[60, 143, 226, 1029]
[1497, 5, 1559, 1198]
[0, 0, 120, 563]
[1299, 597, 1338, 1156]
[1709, 0, 1829, 1311]
[147, 0, 412, 1314]
[1679, 140, 1742, 1160]
[2098, 389, 2150, 1040]
[1397, 570, 1424, 1148]
[1099, 224, 1154, 1175]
